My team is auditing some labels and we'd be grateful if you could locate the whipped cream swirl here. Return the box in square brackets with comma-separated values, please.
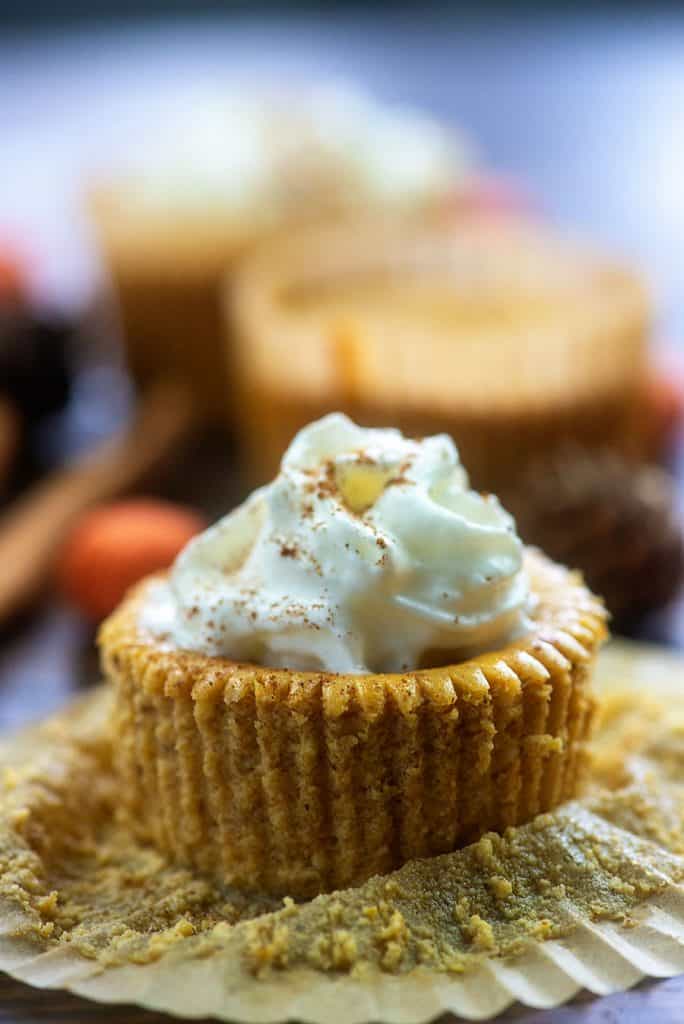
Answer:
[140, 415, 531, 674]
[127, 85, 470, 216]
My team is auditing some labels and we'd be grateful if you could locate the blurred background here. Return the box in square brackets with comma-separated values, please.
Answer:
[2, 1, 684, 728]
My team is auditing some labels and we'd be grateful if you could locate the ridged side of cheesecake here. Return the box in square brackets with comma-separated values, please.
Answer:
[100, 549, 607, 898]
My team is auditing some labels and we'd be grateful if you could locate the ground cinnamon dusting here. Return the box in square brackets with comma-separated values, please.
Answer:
[1, 669, 684, 984]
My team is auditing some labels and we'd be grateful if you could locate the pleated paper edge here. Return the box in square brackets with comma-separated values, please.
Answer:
[4, 887, 684, 1024]
[1, 640, 684, 1022]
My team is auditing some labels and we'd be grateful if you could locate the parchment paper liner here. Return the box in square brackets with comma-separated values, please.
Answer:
[2, 639, 684, 1021]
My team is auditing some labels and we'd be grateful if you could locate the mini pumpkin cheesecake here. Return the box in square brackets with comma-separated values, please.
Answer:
[100, 415, 607, 897]
[230, 219, 649, 490]
[89, 87, 472, 419]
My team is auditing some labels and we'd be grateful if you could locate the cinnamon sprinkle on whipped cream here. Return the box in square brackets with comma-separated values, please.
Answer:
[139, 414, 531, 673]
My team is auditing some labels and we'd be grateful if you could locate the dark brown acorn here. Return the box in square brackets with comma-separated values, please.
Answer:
[504, 448, 684, 628]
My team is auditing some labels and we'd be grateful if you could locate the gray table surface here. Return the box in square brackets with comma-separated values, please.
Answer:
[2, 7, 684, 1021]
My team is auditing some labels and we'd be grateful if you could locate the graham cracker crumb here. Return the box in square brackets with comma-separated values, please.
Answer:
[243, 920, 290, 975]
[309, 929, 358, 970]
[462, 914, 498, 952]
[36, 891, 58, 918]
[489, 876, 513, 900]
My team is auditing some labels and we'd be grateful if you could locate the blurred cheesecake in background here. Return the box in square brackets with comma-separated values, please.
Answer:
[230, 218, 649, 491]
[88, 84, 475, 419]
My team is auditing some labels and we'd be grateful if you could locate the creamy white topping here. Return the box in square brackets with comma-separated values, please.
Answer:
[126, 85, 472, 217]
[141, 415, 531, 674]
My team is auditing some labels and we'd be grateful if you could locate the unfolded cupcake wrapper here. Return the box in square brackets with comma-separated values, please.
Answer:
[100, 550, 607, 898]
[2, 640, 684, 1023]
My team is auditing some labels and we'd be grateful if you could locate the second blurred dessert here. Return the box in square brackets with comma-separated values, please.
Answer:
[230, 218, 649, 491]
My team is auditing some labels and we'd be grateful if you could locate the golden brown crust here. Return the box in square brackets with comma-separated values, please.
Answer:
[100, 549, 607, 897]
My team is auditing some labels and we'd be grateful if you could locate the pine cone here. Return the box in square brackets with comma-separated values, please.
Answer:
[505, 449, 684, 628]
